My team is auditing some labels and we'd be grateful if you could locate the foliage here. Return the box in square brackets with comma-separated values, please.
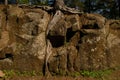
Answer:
[1, 0, 120, 18]
[60, 0, 120, 19]
[18, 0, 48, 5]
[2, 69, 114, 78]
[3, 70, 15, 78]
[64, 0, 84, 10]
[66, 71, 81, 77]
[80, 69, 113, 78]
[19, 0, 28, 4]
[51, 69, 113, 78]
[3, 70, 43, 78]
[6, 0, 119, 19]
[83, 0, 120, 19]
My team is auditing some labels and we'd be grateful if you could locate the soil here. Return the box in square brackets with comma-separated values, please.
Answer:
[5, 76, 95, 80]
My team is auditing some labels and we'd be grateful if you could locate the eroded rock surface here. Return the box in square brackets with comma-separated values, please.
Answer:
[0, 5, 120, 75]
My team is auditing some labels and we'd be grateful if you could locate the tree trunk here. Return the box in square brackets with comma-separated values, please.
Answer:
[16, 0, 18, 4]
[54, 0, 83, 14]
[5, 0, 8, 5]
[118, 0, 120, 17]
[54, 0, 65, 9]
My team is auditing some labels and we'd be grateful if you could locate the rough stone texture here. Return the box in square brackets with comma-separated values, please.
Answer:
[0, 70, 5, 77]
[0, 5, 120, 75]
[106, 20, 120, 69]
[0, 5, 50, 72]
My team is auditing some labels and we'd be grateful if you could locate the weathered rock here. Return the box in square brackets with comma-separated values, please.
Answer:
[106, 20, 120, 68]
[48, 45, 78, 75]
[48, 47, 67, 75]
[0, 5, 120, 76]
[78, 33, 108, 70]
[0, 6, 50, 73]
[0, 70, 5, 78]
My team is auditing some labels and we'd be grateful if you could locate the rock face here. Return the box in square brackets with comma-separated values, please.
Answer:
[0, 5, 120, 75]
[0, 70, 5, 77]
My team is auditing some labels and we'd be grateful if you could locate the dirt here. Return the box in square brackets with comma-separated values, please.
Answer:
[5, 76, 95, 80]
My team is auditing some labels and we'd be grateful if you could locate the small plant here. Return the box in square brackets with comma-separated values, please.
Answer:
[67, 71, 81, 77]
[80, 69, 113, 78]
[3, 70, 15, 78]
[115, 66, 120, 70]
[71, 72, 81, 77]
[3, 70, 43, 78]
[19, 71, 37, 76]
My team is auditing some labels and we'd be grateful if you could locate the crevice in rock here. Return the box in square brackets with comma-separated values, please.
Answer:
[66, 27, 77, 42]
[42, 61, 46, 75]
[16, 17, 19, 23]
[78, 31, 86, 44]
[0, 53, 13, 60]
[47, 34, 65, 48]
[6, 15, 8, 21]
[75, 31, 85, 51]
[94, 23, 99, 29]
[0, 57, 4, 60]
[82, 23, 99, 29]
[76, 45, 79, 51]
[67, 52, 70, 71]
[5, 53, 13, 59]
[57, 54, 61, 75]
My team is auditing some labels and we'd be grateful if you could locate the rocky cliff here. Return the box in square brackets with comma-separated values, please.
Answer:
[0, 5, 120, 76]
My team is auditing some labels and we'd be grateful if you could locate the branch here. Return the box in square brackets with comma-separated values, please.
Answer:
[54, 0, 83, 14]
[46, 10, 64, 35]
